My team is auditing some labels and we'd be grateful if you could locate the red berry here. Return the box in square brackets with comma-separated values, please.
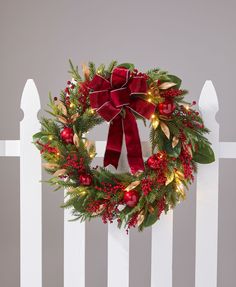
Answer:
[79, 174, 92, 186]
[124, 190, 139, 207]
[67, 81, 71, 85]
[60, 127, 74, 144]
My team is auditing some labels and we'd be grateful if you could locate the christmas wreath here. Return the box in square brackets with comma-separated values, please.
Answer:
[33, 60, 215, 231]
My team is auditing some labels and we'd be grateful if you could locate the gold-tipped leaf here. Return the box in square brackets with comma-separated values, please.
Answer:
[172, 136, 179, 148]
[53, 169, 67, 177]
[159, 82, 177, 90]
[165, 172, 175, 186]
[42, 163, 59, 170]
[55, 100, 67, 116]
[73, 133, 80, 148]
[57, 115, 68, 124]
[160, 121, 170, 139]
[125, 180, 141, 191]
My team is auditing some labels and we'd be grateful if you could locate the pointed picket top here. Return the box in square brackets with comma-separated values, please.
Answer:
[21, 79, 41, 118]
[199, 80, 219, 114]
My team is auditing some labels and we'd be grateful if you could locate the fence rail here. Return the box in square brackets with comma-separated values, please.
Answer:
[0, 79, 236, 287]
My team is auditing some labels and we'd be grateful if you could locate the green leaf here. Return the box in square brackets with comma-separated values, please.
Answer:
[193, 142, 215, 164]
[117, 63, 135, 71]
[164, 138, 181, 157]
[33, 132, 44, 141]
[143, 208, 158, 227]
[167, 75, 182, 89]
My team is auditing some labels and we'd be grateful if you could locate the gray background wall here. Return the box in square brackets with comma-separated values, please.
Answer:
[0, 0, 236, 286]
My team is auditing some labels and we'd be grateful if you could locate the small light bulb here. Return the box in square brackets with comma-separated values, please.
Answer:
[148, 98, 152, 103]
[90, 109, 94, 114]
[151, 114, 155, 119]
[56, 152, 60, 156]
[48, 136, 53, 141]
[89, 153, 94, 158]
[185, 105, 190, 110]
[70, 103, 75, 108]
[148, 91, 152, 95]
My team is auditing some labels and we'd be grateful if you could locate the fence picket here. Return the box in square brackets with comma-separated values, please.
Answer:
[2, 78, 236, 287]
[64, 207, 85, 287]
[20, 79, 42, 287]
[195, 81, 219, 287]
[151, 210, 173, 287]
[107, 146, 130, 287]
[108, 223, 130, 287]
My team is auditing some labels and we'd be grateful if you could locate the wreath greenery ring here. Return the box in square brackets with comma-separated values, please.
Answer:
[33, 61, 215, 231]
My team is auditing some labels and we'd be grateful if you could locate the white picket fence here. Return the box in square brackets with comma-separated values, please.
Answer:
[0, 79, 236, 287]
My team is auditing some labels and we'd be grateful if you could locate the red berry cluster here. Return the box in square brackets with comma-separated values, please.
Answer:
[160, 88, 183, 98]
[36, 141, 58, 155]
[147, 152, 167, 170]
[95, 182, 124, 200]
[126, 213, 139, 233]
[131, 68, 148, 80]
[141, 178, 153, 196]
[63, 154, 85, 173]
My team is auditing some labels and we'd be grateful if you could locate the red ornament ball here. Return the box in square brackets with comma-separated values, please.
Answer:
[147, 153, 166, 170]
[60, 127, 74, 144]
[79, 174, 92, 186]
[124, 190, 139, 207]
[158, 100, 176, 116]
[147, 155, 159, 170]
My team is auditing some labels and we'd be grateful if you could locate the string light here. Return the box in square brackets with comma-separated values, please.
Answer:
[151, 114, 155, 119]
[147, 90, 152, 96]
[148, 98, 152, 103]
[70, 103, 75, 108]
[56, 152, 60, 156]
[185, 104, 190, 110]
[48, 135, 53, 141]
[90, 108, 95, 114]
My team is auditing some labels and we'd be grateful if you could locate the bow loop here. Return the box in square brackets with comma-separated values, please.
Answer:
[89, 74, 111, 91]
[111, 67, 130, 88]
[89, 66, 156, 173]
[128, 76, 147, 94]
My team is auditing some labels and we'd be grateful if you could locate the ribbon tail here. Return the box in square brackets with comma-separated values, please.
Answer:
[123, 109, 144, 174]
[104, 115, 123, 169]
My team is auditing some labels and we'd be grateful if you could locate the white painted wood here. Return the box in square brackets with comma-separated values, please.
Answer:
[20, 79, 42, 287]
[64, 204, 85, 287]
[195, 81, 219, 287]
[108, 223, 130, 287]
[151, 210, 173, 287]
[220, 142, 236, 158]
[0, 140, 20, 156]
[107, 144, 130, 287]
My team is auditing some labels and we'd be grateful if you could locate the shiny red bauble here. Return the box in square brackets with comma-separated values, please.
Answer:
[60, 127, 74, 144]
[147, 155, 159, 170]
[123, 190, 139, 207]
[79, 174, 92, 186]
[158, 100, 176, 116]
